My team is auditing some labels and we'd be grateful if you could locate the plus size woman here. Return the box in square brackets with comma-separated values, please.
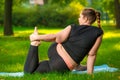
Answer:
[24, 8, 103, 74]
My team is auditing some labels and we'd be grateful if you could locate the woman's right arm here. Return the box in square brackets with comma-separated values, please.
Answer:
[30, 25, 71, 43]
[87, 35, 103, 74]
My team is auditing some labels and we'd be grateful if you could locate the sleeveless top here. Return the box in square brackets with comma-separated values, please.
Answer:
[62, 24, 103, 64]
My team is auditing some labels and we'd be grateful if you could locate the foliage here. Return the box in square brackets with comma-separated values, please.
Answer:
[11, 1, 84, 27]
[0, 12, 4, 26]
[88, 0, 115, 20]
[0, 1, 4, 26]
[0, 0, 85, 27]
[0, 0, 118, 28]
[0, 0, 4, 11]
[12, 7, 39, 27]
[50, 0, 87, 6]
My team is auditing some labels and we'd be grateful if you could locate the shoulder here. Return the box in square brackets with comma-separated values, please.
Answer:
[94, 27, 103, 34]
[91, 26, 104, 36]
[70, 24, 83, 31]
[70, 24, 78, 29]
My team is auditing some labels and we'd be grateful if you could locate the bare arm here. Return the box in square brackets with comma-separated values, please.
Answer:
[30, 25, 71, 43]
[87, 35, 103, 74]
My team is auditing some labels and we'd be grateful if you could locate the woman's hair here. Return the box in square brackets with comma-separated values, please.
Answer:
[82, 8, 101, 28]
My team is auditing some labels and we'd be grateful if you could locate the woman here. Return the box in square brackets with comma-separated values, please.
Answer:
[24, 8, 103, 74]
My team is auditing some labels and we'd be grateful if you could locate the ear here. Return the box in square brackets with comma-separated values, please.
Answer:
[84, 17, 90, 23]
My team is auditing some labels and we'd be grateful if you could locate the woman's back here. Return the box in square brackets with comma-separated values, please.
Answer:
[62, 24, 103, 64]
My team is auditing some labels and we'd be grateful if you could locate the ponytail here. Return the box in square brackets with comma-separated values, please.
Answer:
[82, 8, 101, 28]
[96, 11, 101, 28]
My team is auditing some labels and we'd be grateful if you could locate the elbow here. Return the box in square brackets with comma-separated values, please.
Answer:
[88, 54, 96, 57]
[56, 39, 62, 43]
[55, 36, 63, 43]
[88, 53, 96, 57]
[88, 51, 97, 56]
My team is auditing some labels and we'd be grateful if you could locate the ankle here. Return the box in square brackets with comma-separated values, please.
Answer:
[31, 41, 41, 46]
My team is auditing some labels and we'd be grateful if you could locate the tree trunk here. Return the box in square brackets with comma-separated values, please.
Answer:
[4, 0, 13, 36]
[114, 0, 120, 28]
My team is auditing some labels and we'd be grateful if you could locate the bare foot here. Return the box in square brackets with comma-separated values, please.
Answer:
[74, 65, 87, 71]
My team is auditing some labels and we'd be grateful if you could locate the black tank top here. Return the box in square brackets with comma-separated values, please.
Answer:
[62, 24, 103, 64]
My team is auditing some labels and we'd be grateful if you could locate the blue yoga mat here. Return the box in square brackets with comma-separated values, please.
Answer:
[0, 64, 118, 77]
[72, 64, 118, 74]
[0, 72, 24, 77]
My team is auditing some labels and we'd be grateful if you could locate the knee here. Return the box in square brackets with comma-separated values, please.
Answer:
[24, 67, 34, 74]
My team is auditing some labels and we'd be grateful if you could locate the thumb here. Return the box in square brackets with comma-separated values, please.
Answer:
[34, 26, 38, 35]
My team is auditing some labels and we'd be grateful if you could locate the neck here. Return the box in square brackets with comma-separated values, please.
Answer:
[80, 23, 91, 26]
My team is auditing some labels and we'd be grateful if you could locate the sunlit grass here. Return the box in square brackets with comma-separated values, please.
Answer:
[13, 29, 62, 37]
[103, 31, 120, 39]
[15, 29, 61, 37]
[0, 64, 23, 72]
[0, 26, 120, 80]
[114, 43, 120, 50]
[0, 26, 62, 37]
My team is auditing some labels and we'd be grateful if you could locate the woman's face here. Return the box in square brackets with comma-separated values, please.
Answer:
[78, 13, 88, 25]
[78, 14, 85, 24]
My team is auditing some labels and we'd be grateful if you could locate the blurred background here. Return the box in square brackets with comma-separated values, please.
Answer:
[0, 0, 120, 36]
[0, 1, 120, 79]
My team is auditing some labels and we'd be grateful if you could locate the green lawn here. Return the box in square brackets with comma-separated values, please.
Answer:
[0, 25, 120, 80]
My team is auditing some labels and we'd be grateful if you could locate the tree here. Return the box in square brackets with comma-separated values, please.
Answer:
[114, 0, 120, 28]
[102, 0, 120, 28]
[4, 0, 13, 36]
[88, 0, 120, 28]
[50, 0, 86, 6]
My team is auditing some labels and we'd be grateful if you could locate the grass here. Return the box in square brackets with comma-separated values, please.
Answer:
[0, 25, 120, 80]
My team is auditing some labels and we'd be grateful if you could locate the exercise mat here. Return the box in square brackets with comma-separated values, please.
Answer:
[0, 64, 118, 77]
[72, 64, 118, 74]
